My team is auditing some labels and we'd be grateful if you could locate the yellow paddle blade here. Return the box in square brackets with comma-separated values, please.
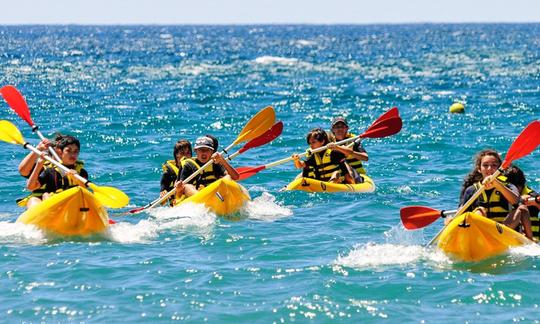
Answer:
[88, 183, 130, 209]
[0, 120, 25, 145]
[232, 106, 275, 145]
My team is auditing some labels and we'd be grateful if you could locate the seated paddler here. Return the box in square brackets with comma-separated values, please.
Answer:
[174, 135, 239, 198]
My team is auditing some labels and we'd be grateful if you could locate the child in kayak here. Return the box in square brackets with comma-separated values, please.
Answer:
[504, 165, 539, 241]
[329, 116, 368, 183]
[25, 135, 88, 209]
[292, 127, 354, 184]
[457, 149, 533, 239]
[175, 136, 239, 198]
[160, 139, 192, 205]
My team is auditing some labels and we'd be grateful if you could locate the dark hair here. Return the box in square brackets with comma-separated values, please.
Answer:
[205, 134, 219, 151]
[306, 128, 329, 145]
[50, 133, 65, 147]
[504, 165, 526, 190]
[56, 135, 80, 150]
[460, 149, 501, 198]
[173, 140, 192, 159]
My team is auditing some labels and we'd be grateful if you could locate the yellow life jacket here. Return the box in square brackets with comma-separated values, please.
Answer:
[161, 158, 187, 190]
[473, 181, 513, 222]
[162, 159, 187, 206]
[306, 149, 342, 182]
[522, 185, 540, 240]
[183, 158, 219, 189]
[52, 160, 85, 193]
[344, 133, 366, 175]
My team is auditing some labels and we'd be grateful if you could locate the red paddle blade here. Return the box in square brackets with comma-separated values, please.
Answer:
[238, 121, 283, 154]
[374, 107, 400, 123]
[0, 85, 35, 127]
[108, 219, 116, 224]
[501, 120, 540, 169]
[400, 206, 442, 230]
[360, 116, 402, 139]
[237, 165, 266, 180]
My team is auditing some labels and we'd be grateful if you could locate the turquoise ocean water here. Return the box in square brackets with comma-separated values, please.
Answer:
[0, 24, 539, 322]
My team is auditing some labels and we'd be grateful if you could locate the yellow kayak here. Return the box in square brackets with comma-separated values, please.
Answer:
[435, 212, 533, 262]
[285, 175, 376, 193]
[175, 178, 250, 216]
[17, 187, 109, 236]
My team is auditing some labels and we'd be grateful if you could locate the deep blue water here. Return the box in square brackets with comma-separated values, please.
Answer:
[0, 24, 539, 322]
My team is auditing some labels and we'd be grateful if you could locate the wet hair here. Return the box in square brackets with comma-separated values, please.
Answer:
[460, 149, 502, 198]
[50, 133, 65, 147]
[205, 134, 219, 151]
[173, 140, 192, 159]
[55, 135, 80, 150]
[504, 165, 526, 191]
[306, 128, 329, 146]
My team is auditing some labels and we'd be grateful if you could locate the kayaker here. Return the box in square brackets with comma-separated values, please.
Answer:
[292, 127, 354, 184]
[160, 139, 192, 205]
[16, 134, 65, 208]
[329, 116, 368, 183]
[175, 136, 239, 198]
[504, 165, 540, 241]
[25, 135, 88, 209]
[455, 149, 533, 239]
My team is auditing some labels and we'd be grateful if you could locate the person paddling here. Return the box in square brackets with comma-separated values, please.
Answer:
[175, 136, 239, 198]
[292, 128, 354, 184]
[453, 149, 533, 239]
[504, 165, 539, 241]
[160, 139, 192, 205]
[329, 116, 368, 183]
[25, 135, 88, 209]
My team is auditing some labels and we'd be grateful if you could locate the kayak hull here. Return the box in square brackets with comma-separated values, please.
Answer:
[285, 175, 375, 193]
[176, 178, 250, 216]
[17, 187, 109, 236]
[436, 212, 533, 262]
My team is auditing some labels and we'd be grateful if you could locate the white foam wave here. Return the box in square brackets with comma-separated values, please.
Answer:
[0, 221, 47, 244]
[510, 243, 540, 257]
[106, 203, 217, 243]
[242, 192, 293, 222]
[254, 56, 299, 65]
[335, 243, 426, 268]
[294, 39, 317, 46]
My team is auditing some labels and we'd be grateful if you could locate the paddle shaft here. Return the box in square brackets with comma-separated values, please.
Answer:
[33, 126, 63, 162]
[259, 136, 360, 171]
[23, 142, 91, 188]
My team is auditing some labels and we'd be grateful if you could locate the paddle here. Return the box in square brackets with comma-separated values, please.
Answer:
[0, 85, 63, 162]
[0, 120, 129, 209]
[237, 110, 403, 180]
[401, 195, 540, 230]
[127, 108, 279, 215]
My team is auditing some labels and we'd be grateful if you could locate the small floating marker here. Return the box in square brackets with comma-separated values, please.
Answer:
[449, 102, 465, 114]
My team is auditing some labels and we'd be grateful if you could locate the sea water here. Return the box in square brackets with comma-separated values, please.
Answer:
[0, 24, 539, 322]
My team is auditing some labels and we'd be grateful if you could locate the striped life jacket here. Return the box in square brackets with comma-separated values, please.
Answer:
[522, 186, 540, 241]
[344, 133, 366, 175]
[306, 149, 342, 182]
[473, 181, 513, 222]
[183, 158, 220, 189]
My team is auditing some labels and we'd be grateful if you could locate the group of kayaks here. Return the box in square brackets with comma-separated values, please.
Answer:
[3, 83, 539, 264]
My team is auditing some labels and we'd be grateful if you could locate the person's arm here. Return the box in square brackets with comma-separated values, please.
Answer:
[328, 141, 369, 162]
[26, 159, 45, 191]
[485, 177, 520, 206]
[292, 154, 306, 169]
[18, 139, 51, 177]
[213, 152, 239, 180]
[160, 168, 174, 195]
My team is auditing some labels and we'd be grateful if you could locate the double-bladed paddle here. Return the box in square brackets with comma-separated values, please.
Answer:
[237, 107, 402, 180]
